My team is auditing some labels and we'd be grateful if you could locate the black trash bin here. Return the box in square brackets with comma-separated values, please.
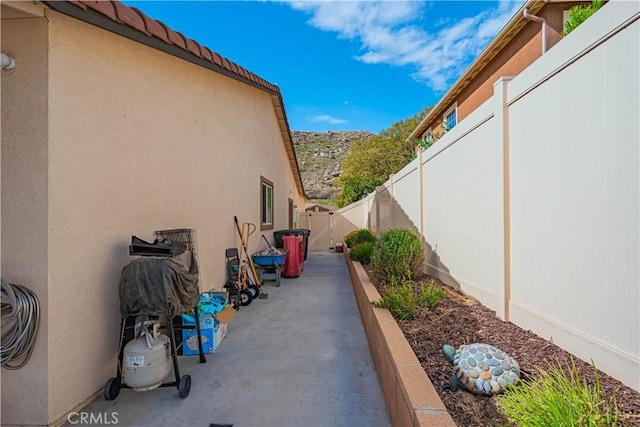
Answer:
[273, 229, 311, 260]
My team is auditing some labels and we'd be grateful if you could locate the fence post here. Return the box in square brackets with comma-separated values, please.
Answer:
[389, 174, 395, 228]
[366, 194, 371, 231]
[418, 149, 425, 240]
[365, 193, 375, 231]
[418, 149, 428, 278]
[494, 76, 514, 321]
[374, 188, 380, 236]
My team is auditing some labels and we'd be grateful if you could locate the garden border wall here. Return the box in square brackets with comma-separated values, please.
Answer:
[343, 251, 456, 427]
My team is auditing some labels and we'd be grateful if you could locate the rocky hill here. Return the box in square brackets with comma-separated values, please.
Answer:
[292, 130, 375, 199]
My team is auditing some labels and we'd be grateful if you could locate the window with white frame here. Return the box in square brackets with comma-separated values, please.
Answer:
[261, 177, 274, 230]
[444, 104, 457, 131]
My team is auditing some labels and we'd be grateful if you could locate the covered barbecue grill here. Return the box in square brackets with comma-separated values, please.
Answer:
[119, 250, 199, 317]
[104, 233, 206, 401]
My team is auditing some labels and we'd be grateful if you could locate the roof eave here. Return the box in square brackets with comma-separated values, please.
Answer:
[270, 93, 308, 200]
[407, 0, 547, 141]
[41, 0, 307, 199]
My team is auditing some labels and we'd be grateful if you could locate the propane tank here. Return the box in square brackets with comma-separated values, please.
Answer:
[123, 331, 171, 391]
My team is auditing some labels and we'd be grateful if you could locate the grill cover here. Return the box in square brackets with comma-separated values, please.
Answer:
[119, 251, 199, 317]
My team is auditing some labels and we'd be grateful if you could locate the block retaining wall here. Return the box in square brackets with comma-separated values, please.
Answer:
[343, 251, 456, 426]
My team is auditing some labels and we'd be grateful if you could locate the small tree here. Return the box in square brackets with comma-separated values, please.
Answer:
[336, 108, 430, 205]
[563, 0, 604, 36]
[336, 175, 381, 207]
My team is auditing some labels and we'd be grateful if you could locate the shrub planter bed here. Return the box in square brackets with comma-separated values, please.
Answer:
[344, 250, 640, 426]
[344, 251, 456, 427]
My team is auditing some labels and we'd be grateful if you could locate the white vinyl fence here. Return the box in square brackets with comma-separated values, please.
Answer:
[337, 0, 639, 391]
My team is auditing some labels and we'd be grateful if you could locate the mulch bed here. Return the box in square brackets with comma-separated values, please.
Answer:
[368, 271, 640, 426]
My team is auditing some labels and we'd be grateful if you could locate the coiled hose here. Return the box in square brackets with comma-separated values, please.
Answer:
[1, 279, 40, 369]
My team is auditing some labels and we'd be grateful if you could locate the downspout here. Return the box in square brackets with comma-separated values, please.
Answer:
[523, 8, 547, 54]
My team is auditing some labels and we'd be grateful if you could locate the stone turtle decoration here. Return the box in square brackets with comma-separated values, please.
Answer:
[442, 343, 520, 395]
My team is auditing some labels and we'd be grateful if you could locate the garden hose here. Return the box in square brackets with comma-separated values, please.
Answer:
[1, 279, 40, 369]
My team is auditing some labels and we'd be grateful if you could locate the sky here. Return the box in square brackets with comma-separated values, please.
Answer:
[124, 1, 525, 133]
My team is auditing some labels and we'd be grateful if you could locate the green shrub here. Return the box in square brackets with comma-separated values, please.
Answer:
[349, 242, 375, 265]
[343, 229, 376, 248]
[563, 0, 604, 36]
[373, 279, 446, 320]
[371, 228, 424, 285]
[420, 279, 447, 309]
[498, 358, 620, 426]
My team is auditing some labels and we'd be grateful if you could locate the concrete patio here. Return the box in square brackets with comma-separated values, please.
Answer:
[78, 251, 390, 427]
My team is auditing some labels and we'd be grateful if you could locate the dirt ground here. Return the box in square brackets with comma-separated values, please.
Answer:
[370, 273, 640, 426]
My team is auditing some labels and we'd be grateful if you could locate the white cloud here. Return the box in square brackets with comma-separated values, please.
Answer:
[287, 0, 524, 92]
[311, 114, 348, 124]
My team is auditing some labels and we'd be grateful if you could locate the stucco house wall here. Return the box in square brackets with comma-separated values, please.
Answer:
[1, 2, 306, 425]
[1, 9, 51, 425]
[455, 2, 579, 123]
[414, 0, 587, 140]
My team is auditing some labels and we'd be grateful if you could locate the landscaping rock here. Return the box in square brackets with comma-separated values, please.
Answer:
[443, 343, 520, 395]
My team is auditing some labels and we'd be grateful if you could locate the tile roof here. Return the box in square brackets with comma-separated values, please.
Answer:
[43, 0, 306, 197]
[63, 0, 279, 93]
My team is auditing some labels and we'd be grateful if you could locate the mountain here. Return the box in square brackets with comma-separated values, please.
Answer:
[292, 130, 376, 200]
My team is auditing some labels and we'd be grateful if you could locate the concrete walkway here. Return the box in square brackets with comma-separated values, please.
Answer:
[81, 251, 390, 427]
